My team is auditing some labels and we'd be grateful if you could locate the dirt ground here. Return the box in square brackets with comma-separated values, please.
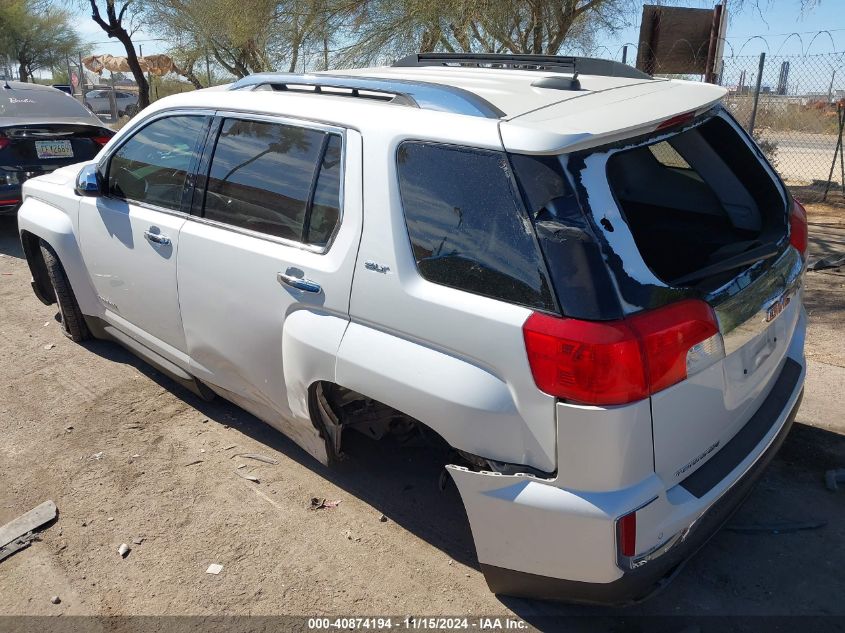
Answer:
[1, 203, 844, 626]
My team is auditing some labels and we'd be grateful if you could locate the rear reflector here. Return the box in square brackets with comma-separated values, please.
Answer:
[789, 198, 808, 258]
[0, 198, 21, 206]
[523, 300, 721, 405]
[616, 511, 637, 558]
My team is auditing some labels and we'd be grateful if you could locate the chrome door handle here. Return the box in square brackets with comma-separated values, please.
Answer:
[144, 230, 171, 246]
[277, 272, 321, 293]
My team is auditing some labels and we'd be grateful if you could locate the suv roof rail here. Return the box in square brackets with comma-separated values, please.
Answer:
[392, 53, 652, 81]
[228, 72, 506, 119]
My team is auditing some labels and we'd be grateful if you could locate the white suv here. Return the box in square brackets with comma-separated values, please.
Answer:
[17, 54, 807, 604]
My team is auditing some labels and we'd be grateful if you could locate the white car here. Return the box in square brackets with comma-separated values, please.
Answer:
[17, 54, 807, 604]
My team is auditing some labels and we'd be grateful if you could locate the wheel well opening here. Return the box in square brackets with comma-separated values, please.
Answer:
[309, 381, 550, 478]
[20, 231, 55, 305]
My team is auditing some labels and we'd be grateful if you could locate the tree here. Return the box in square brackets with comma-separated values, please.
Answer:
[86, 0, 150, 108]
[333, 0, 625, 66]
[0, 0, 80, 82]
[146, 0, 328, 80]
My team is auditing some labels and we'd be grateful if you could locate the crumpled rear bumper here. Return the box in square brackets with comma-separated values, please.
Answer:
[476, 388, 802, 605]
[448, 352, 804, 605]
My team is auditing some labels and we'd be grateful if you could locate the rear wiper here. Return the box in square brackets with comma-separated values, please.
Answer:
[670, 242, 780, 286]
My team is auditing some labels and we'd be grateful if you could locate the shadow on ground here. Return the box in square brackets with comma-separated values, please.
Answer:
[0, 215, 24, 259]
[75, 331, 845, 621]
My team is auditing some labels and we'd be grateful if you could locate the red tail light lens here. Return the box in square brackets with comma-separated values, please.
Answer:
[0, 136, 10, 150]
[92, 135, 113, 147]
[789, 198, 808, 258]
[523, 300, 720, 405]
[616, 511, 637, 558]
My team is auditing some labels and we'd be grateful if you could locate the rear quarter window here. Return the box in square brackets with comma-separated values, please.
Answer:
[396, 141, 555, 311]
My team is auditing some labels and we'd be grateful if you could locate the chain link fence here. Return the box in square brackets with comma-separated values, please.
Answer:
[717, 52, 845, 202]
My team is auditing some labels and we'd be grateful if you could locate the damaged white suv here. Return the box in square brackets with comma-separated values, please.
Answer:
[18, 53, 807, 604]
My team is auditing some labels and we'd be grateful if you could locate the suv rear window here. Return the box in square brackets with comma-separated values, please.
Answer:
[605, 116, 787, 288]
[396, 142, 555, 312]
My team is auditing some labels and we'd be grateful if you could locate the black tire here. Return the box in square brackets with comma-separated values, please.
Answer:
[40, 241, 90, 343]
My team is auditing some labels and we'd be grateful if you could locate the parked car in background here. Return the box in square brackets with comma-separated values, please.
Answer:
[17, 54, 807, 604]
[1, 81, 114, 214]
[84, 89, 139, 117]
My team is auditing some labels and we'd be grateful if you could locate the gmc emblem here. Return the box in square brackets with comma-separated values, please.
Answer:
[765, 294, 791, 323]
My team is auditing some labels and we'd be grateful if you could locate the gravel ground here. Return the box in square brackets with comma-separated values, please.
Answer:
[0, 206, 844, 624]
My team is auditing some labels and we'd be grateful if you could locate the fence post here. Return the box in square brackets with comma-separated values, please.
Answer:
[748, 52, 766, 134]
[78, 52, 86, 103]
[108, 72, 118, 121]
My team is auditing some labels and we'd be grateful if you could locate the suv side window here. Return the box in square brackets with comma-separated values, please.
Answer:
[396, 142, 555, 311]
[202, 118, 342, 245]
[108, 115, 207, 211]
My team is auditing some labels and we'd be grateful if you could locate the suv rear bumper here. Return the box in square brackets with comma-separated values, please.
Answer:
[448, 351, 805, 605]
[478, 384, 802, 605]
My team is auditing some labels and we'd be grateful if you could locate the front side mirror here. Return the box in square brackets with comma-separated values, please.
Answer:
[75, 163, 102, 197]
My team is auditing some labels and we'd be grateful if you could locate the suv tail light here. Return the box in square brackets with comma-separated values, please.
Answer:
[523, 300, 722, 406]
[92, 134, 113, 147]
[0, 135, 10, 150]
[789, 198, 808, 258]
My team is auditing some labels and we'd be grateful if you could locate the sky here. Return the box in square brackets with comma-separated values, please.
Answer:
[66, 0, 845, 67]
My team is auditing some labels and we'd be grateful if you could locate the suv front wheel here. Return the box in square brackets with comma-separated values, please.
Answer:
[40, 241, 90, 342]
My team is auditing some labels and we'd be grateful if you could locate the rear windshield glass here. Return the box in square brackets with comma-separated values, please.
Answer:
[0, 88, 94, 119]
[605, 116, 787, 288]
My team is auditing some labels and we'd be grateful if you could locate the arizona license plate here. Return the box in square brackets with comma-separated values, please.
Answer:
[35, 140, 73, 159]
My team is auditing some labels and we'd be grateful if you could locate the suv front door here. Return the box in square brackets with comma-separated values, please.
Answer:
[176, 115, 362, 457]
[79, 113, 210, 360]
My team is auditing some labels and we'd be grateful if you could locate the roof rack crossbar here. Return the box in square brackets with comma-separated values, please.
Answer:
[229, 72, 506, 119]
[392, 53, 652, 81]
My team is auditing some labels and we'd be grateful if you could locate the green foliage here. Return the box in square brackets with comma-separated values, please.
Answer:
[0, 0, 81, 82]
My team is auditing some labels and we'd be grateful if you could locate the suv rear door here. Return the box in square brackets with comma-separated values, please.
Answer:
[176, 114, 362, 458]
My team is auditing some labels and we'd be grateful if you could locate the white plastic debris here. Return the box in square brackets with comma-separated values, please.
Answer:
[118, 543, 130, 558]
[206, 563, 223, 575]
[43, 344, 55, 350]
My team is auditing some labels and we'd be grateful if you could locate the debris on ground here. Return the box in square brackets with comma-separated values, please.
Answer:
[118, 543, 131, 558]
[184, 460, 204, 467]
[726, 521, 827, 534]
[90, 451, 104, 461]
[236, 472, 260, 483]
[310, 497, 341, 510]
[43, 344, 55, 350]
[233, 453, 279, 465]
[808, 255, 845, 272]
[132, 537, 145, 545]
[379, 514, 388, 523]
[825, 468, 845, 491]
[65, 425, 73, 432]
[107, 517, 114, 522]
[237, 464, 246, 469]
[206, 563, 223, 575]
[0, 500, 57, 563]
[50, 596, 60, 605]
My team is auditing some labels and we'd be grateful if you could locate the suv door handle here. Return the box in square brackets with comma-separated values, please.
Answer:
[277, 272, 321, 293]
[144, 230, 171, 246]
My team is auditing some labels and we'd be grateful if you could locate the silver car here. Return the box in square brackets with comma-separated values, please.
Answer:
[84, 89, 139, 117]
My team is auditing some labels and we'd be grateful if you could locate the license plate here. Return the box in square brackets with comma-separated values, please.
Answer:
[35, 140, 73, 159]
